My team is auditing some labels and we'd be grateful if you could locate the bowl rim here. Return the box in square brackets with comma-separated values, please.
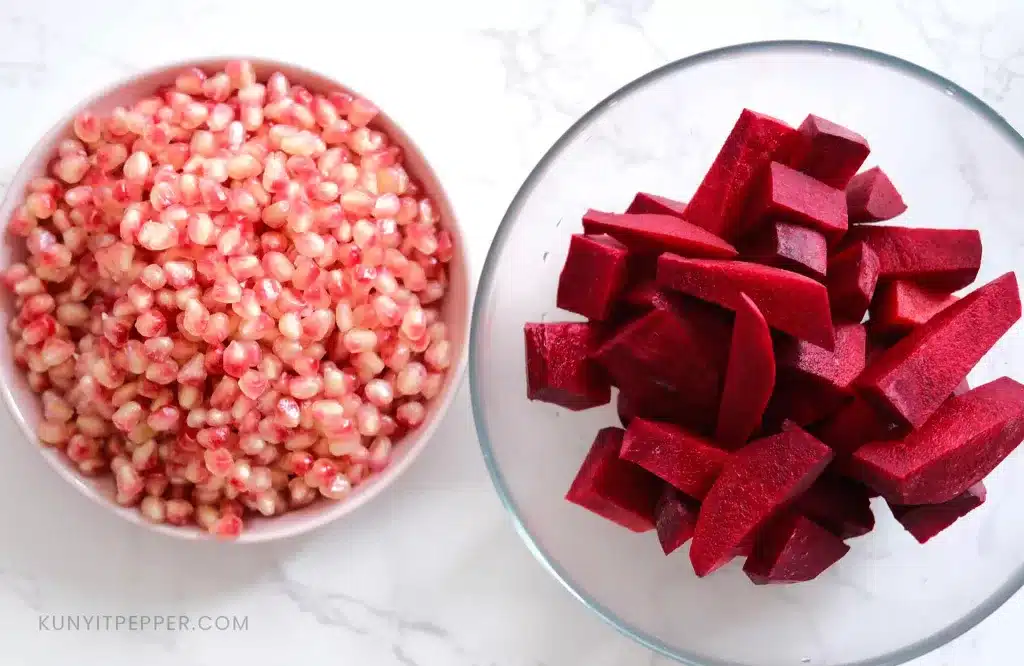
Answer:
[469, 39, 1024, 666]
[0, 55, 471, 544]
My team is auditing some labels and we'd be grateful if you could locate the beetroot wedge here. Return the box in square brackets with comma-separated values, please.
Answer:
[868, 280, 958, 339]
[849, 378, 1024, 504]
[856, 272, 1021, 428]
[797, 475, 875, 539]
[655, 485, 700, 555]
[889, 483, 986, 544]
[565, 427, 661, 532]
[826, 242, 880, 322]
[690, 427, 833, 576]
[657, 256, 834, 349]
[846, 167, 907, 223]
[621, 418, 730, 500]
[582, 210, 738, 258]
[626, 192, 688, 218]
[556, 234, 629, 321]
[684, 109, 798, 241]
[744, 162, 848, 244]
[788, 114, 871, 190]
[843, 226, 981, 291]
[811, 396, 902, 460]
[741, 221, 827, 280]
[525, 322, 610, 410]
[716, 293, 776, 448]
[743, 514, 850, 584]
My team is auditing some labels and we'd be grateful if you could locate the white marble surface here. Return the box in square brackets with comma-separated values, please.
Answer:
[0, 0, 1022, 664]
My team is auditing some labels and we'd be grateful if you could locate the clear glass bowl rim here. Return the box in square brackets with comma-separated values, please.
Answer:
[468, 39, 1024, 666]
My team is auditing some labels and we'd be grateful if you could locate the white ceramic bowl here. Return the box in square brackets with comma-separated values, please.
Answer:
[0, 58, 470, 542]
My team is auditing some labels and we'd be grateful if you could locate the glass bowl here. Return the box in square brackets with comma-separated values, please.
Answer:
[469, 41, 1024, 666]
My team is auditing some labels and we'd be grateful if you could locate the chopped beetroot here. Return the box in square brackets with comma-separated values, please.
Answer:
[614, 379, 711, 434]
[797, 475, 875, 539]
[889, 483, 986, 544]
[684, 109, 798, 241]
[556, 234, 629, 321]
[744, 162, 848, 244]
[626, 192, 688, 218]
[689, 427, 833, 576]
[582, 210, 738, 258]
[740, 221, 827, 280]
[566, 427, 661, 532]
[524, 322, 610, 410]
[616, 280, 680, 315]
[743, 514, 850, 584]
[826, 242, 880, 322]
[656, 486, 700, 555]
[621, 418, 730, 500]
[716, 293, 776, 448]
[868, 280, 958, 339]
[811, 396, 902, 460]
[856, 272, 1021, 427]
[656, 256, 834, 349]
[843, 226, 981, 291]
[850, 378, 1024, 504]
[788, 114, 871, 190]
[846, 167, 907, 223]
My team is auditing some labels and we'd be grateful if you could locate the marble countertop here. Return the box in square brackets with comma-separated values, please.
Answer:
[0, 0, 1022, 664]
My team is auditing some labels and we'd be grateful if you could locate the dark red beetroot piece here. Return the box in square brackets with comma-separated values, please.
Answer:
[740, 221, 827, 280]
[850, 378, 1024, 504]
[626, 192, 688, 218]
[565, 427, 661, 532]
[744, 162, 848, 244]
[684, 109, 798, 241]
[812, 396, 901, 461]
[621, 418, 730, 500]
[868, 280, 958, 339]
[656, 256, 835, 349]
[889, 483, 986, 544]
[556, 234, 629, 321]
[826, 242, 880, 322]
[592, 297, 732, 432]
[524, 322, 610, 410]
[788, 114, 871, 190]
[797, 475, 875, 539]
[743, 513, 850, 584]
[689, 426, 833, 576]
[846, 167, 907, 223]
[856, 272, 1021, 428]
[655, 485, 700, 555]
[616, 391, 634, 427]
[843, 226, 981, 291]
[716, 294, 776, 448]
[582, 210, 738, 259]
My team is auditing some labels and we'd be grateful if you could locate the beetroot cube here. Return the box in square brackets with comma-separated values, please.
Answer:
[615, 379, 709, 434]
[788, 114, 871, 190]
[716, 293, 776, 448]
[684, 109, 798, 241]
[657, 256, 835, 349]
[524, 322, 610, 410]
[849, 378, 1024, 504]
[616, 391, 634, 427]
[797, 475, 875, 539]
[656, 486, 700, 555]
[626, 192, 688, 218]
[582, 210, 738, 258]
[846, 167, 907, 223]
[744, 162, 848, 244]
[743, 514, 850, 584]
[856, 272, 1021, 428]
[811, 396, 901, 460]
[843, 226, 981, 291]
[868, 280, 958, 339]
[566, 427, 661, 532]
[827, 242, 880, 322]
[889, 483, 986, 544]
[621, 418, 730, 500]
[556, 234, 629, 321]
[689, 427, 833, 576]
[741, 221, 827, 280]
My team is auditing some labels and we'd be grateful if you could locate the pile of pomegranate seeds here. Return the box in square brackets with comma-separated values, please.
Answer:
[2, 60, 455, 538]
